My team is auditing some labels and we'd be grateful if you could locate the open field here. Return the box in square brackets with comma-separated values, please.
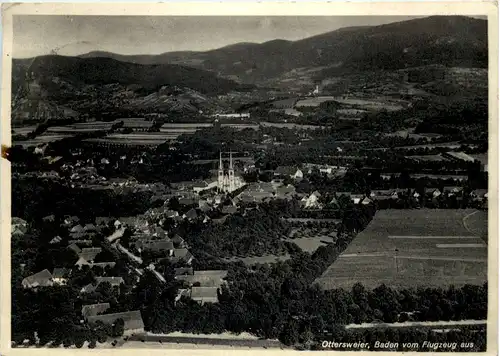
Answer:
[84, 133, 170, 146]
[295, 96, 337, 107]
[315, 209, 487, 290]
[47, 121, 121, 134]
[405, 155, 448, 162]
[260, 121, 325, 130]
[12, 125, 38, 135]
[14, 133, 74, 147]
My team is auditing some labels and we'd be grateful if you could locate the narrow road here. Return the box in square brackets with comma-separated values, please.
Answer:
[127, 334, 285, 348]
[345, 319, 487, 329]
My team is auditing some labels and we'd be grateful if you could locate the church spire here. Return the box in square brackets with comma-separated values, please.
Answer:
[219, 151, 223, 170]
[229, 150, 233, 170]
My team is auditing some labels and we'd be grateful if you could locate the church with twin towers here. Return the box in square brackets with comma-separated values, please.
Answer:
[217, 151, 244, 193]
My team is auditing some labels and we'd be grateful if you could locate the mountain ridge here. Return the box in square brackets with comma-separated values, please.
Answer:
[72, 15, 487, 84]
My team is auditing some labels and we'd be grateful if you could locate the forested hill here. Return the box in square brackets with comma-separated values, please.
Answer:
[12, 55, 248, 97]
[79, 16, 488, 84]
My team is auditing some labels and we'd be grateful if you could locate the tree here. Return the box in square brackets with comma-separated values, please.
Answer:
[112, 318, 125, 338]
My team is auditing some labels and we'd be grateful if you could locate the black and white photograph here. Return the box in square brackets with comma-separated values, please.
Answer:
[1, 2, 497, 353]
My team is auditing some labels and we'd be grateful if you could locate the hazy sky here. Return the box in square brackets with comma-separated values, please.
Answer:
[13, 15, 423, 58]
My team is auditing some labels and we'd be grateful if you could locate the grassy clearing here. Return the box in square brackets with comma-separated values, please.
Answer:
[316, 209, 488, 290]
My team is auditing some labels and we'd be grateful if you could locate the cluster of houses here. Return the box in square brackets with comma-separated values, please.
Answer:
[175, 269, 228, 305]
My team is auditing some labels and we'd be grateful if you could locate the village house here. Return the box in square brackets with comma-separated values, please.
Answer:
[183, 208, 198, 220]
[175, 270, 228, 305]
[175, 267, 194, 276]
[135, 239, 174, 256]
[49, 236, 63, 244]
[171, 234, 186, 248]
[274, 166, 303, 180]
[22, 269, 54, 289]
[425, 188, 442, 199]
[166, 248, 194, 265]
[68, 242, 82, 255]
[75, 247, 102, 266]
[361, 197, 373, 205]
[303, 191, 323, 209]
[444, 186, 464, 196]
[52, 268, 69, 285]
[275, 184, 296, 200]
[191, 287, 219, 305]
[81, 277, 124, 293]
[351, 194, 366, 205]
[471, 189, 488, 200]
[222, 205, 238, 215]
[175, 270, 228, 287]
[87, 310, 145, 336]
[88, 262, 117, 269]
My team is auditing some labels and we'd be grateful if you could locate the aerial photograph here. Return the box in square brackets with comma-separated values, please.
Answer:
[8, 14, 489, 351]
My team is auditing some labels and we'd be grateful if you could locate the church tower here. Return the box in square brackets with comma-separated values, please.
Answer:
[218, 151, 224, 193]
[228, 151, 235, 192]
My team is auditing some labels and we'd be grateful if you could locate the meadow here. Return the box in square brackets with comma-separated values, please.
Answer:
[315, 209, 488, 290]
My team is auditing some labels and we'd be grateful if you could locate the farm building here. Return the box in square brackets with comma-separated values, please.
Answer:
[87, 310, 145, 335]
[22, 269, 54, 289]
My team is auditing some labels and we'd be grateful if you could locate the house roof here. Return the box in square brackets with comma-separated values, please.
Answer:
[212, 215, 229, 224]
[52, 268, 68, 279]
[82, 303, 111, 319]
[198, 201, 211, 213]
[12, 217, 27, 227]
[152, 226, 167, 237]
[87, 310, 145, 331]
[361, 197, 373, 204]
[276, 185, 295, 196]
[135, 240, 174, 251]
[179, 198, 197, 206]
[84, 224, 97, 232]
[311, 190, 322, 198]
[95, 277, 124, 287]
[77, 248, 102, 263]
[175, 267, 194, 276]
[172, 234, 185, 245]
[81, 283, 98, 294]
[89, 262, 116, 269]
[82, 247, 102, 254]
[43, 214, 56, 222]
[425, 188, 441, 193]
[173, 248, 193, 259]
[68, 243, 82, 254]
[444, 186, 463, 192]
[184, 208, 198, 219]
[472, 189, 488, 197]
[49, 236, 63, 244]
[222, 205, 238, 214]
[70, 225, 84, 233]
[165, 210, 179, 218]
[275, 166, 297, 176]
[176, 270, 227, 287]
[190, 287, 219, 302]
[95, 217, 112, 226]
[22, 269, 53, 287]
